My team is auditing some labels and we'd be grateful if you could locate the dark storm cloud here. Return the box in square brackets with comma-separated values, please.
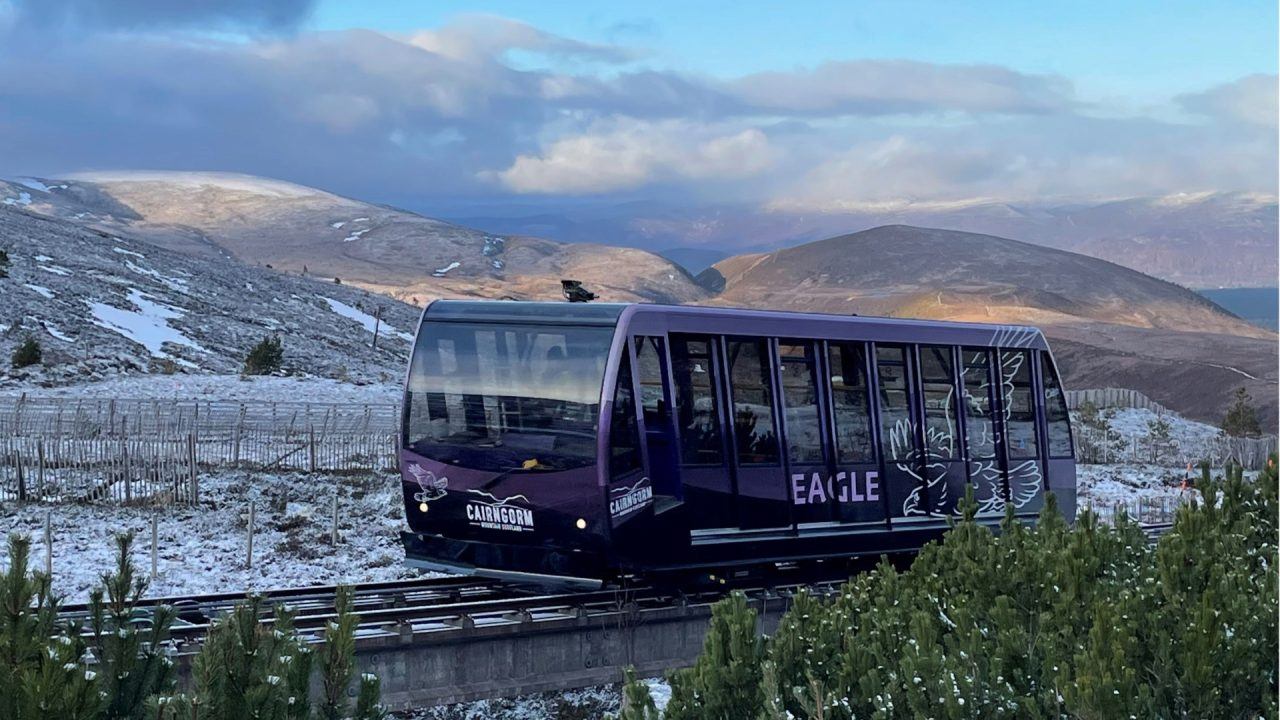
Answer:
[9, 0, 315, 32]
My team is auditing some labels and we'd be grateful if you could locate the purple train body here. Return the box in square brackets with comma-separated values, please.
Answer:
[399, 301, 1077, 587]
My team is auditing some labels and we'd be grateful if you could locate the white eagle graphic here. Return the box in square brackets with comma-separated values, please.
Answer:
[408, 465, 449, 503]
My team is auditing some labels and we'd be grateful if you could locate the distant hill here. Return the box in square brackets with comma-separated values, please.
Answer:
[0, 173, 706, 306]
[464, 192, 1278, 288]
[709, 225, 1277, 426]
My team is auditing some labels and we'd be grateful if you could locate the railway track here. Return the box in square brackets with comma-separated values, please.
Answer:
[61, 518, 1180, 642]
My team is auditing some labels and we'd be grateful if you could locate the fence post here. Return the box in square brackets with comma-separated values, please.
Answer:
[15, 449, 25, 503]
[150, 513, 159, 580]
[122, 440, 132, 504]
[331, 492, 340, 545]
[308, 425, 317, 473]
[245, 501, 255, 569]
[35, 439, 44, 499]
[187, 433, 199, 504]
[43, 511, 52, 578]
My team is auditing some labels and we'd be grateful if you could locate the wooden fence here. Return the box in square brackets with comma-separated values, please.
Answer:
[1065, 388, 1170, 414]
[0, 395, 400, 437]
[0, 396, 402, 505]
[1066, 388, 1276, 469]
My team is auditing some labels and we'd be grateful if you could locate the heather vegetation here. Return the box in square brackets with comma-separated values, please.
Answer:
[0, 533, 386, 720]
[620, 459, 1278, 720]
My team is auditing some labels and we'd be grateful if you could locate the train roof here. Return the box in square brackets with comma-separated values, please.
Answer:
[423, 300, 1048, 350]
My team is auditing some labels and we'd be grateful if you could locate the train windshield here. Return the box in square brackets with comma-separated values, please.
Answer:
[404, 321, 614, 472]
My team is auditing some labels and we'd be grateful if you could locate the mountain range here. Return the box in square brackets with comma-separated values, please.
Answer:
[1, 172, 1273, 427]
[448, 193, 1279, 288]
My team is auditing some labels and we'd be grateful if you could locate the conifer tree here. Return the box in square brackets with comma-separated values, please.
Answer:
[664, 591, 763, 720]
[11, 337, 41, 369]
[242, 335, 283, 375]
[0, 534, 100, 720]
[0, 249, 10, 278]
[1222, 387, 1263, 437]
[88, 533, 177, 720]
[613, 666, 660, 720]
[317, 586, 359, 720]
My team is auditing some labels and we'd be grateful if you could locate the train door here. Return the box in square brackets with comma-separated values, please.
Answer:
[825, 342, 885, 525]
[777, 341, 833, 525]
[996, 348, 1045, 516]
[724, 337, 790, 530]
[873, 344, 930, 522]
[634, 336, 681, 507]
[959, 347, 1008, 517]
[669, 335, 736, 530]
[916, 346, 967, 516]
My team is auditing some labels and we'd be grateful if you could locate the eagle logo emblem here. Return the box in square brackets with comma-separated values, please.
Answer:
[408, 465, 449, 503]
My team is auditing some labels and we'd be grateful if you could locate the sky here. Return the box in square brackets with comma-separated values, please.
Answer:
[0, 0, 1275, 213]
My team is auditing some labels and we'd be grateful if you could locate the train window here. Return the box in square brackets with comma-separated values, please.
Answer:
[919, 346, 958, 459]
[404, 321, 612, 472]
[610, 353, 642, 478]
[1041, 354, 1073, 458]
[827, 343, 874, 463]
[960, 348, 996, 460]
[635, 336, 667, 426]
[1000, 350, 1039, 459]
[727, 338, 780, 465]
[778, 343, 823, 464]
[876, 345, 911, 460]
[671, 336, 724, 466]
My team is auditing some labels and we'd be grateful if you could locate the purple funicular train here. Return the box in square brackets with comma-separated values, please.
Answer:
[399, 300, 1076, 587]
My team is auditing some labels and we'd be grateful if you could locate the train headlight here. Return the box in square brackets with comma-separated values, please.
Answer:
[418, 503, 429, 513]
[575, 518, 587, 530]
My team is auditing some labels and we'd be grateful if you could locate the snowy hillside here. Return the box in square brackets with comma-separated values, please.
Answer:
[0, 205, 421, 388]
[0, 172, 707, 306]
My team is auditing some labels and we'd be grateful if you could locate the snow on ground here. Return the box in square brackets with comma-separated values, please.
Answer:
[321, 296, 415, 341]
[39, 263, 72, 276]
[433, 261, 460, 277]
[399, 684, 623, 720]
[112, 246, 146, 259]
[23, 283, 54, 298]
[123, 259, 190, 292]
[4, 191, 33, 206]
[0, 373, 401, 403]
[18, 178, 52, 192]
[343, 228, 371, 243]
[0, 470, 420, 603]
[41, 320, 74, 342]
[1094, 406, 1226, 458]
[1077, 463, 1199, 512]
[88, 288, 204, 364]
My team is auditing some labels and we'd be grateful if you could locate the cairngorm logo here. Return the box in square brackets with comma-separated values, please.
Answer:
[465, 489, 535, 533]
[610, 478, 653, 520]
[408, 465, 449, 504]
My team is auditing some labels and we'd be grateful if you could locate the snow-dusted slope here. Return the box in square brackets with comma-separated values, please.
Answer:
[0, 205, 421, 387]
[0, 172, 706, 305]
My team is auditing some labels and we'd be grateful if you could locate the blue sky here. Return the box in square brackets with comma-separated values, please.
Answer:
[0, 0, 1275, 210]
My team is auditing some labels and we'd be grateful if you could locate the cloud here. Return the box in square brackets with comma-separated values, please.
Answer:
[1178, 74, 1278, 129]
[9, 0, 315, 33]
[731, 60, 1075, 116]
[0, 13, 1271, 209]
[493, 120, 775, 193]
[408, 14, 637, 65]
[769, 113, 1278, 211]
